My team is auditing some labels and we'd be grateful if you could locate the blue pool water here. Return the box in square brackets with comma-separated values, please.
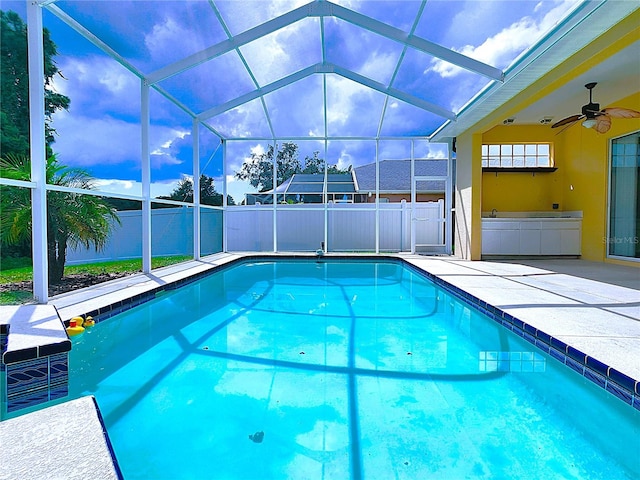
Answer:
[68, 260, 638, 479]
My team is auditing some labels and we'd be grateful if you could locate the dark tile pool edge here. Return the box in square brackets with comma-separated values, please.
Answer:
[79, 254, 385, 325]
[399, 259, 640, 411]
[92, 396, 125, 480]
[68, 254, 639, 411]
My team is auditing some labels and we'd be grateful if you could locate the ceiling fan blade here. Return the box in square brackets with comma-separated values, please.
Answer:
[551, 114, 583, 128]
[594, 115, 611, 133]
[601, 107, 640, 119]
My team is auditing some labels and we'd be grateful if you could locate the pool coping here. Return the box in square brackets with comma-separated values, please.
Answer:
[399, 260, 640, 409]
[0, 395, 123, 479]
[3, 252, 639, 413]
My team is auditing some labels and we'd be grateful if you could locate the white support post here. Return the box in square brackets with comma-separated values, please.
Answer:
[323, 138, 328, 253]
[445, 138, 454, 255]
[141, 81, 152, 273]
[411, 141, 416, 254]
[222, 139, 227, 252]
[272, 140, 277, 252]
[375, 139, 380, 254]
[322, 73, 329, 253]
[193, 120, 201, 260]
[27, 1, 48, 303]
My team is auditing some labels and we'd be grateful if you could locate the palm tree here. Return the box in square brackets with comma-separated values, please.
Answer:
[0, 153, 120, 284]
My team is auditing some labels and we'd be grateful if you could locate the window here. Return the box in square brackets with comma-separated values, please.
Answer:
[481, 143, 552, 168]
[608, 131, 639, 259]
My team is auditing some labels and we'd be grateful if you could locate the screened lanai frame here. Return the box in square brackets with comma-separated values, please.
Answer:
[8, 0, 630, 302]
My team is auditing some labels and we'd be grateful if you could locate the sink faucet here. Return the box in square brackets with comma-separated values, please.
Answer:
[490, 208, 497, 218]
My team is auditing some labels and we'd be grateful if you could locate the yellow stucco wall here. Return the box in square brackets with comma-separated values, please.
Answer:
[479, 93, 639, 263]
[482, 125, 565, 213]
[463, 14, 640, 266]
[560, 92, 640, 262]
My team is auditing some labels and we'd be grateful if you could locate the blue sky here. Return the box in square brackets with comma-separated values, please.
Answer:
[2, 0, 579, 203]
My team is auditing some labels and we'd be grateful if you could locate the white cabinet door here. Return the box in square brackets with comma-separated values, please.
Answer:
[560, 228, 581, 254]
[482, 219, 581, 255]
[499, 229, 520, 254]
[520, 229, 541, 254]
[482, 229, 501, 254]
[540, 230, 561, 254]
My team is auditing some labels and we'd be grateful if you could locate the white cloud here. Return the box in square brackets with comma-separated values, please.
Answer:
[210, 100, 269, 138]
[335, 150, 354, 171]
[92, 178, 180, 198]
[225, 174, 251, 204]
[326, 77, 370, 128]
[239, 17, 319, 86]
[53, 56, 140, 116]
[52, 111, 188, 170]
[145, 17, 192, 61]
[427, 0, 579, 79]
[359, 49, 401, 84]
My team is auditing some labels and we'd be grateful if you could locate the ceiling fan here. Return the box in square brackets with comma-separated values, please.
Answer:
[551, 82, 640, 133]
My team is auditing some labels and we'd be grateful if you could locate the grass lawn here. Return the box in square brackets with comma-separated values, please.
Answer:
[0, 255, 192, 304]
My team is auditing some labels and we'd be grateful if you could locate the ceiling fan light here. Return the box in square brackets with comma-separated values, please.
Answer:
[582, 118, 597, 128]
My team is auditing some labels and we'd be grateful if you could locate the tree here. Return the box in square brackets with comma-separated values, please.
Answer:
[159, 174, 235, 206]
[235, 142, 349, 192]
[235, 142, 299, 192]
[1, 10, 70, 158]
[0, 154, 120, 284]
[301, 151, 348, 174]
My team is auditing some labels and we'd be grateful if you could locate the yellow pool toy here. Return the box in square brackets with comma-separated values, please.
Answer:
[66, 318, 85, 337]
[84, 316, 95, 327]
[71, 315, 84, 327]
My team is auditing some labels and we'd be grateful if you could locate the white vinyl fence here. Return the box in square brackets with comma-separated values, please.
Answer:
[66, 207, 223, 265]
[226, 200, 445, 252]
[66, 201, 444, 265]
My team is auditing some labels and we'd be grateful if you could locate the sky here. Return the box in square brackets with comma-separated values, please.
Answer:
[2, 0, 580, 203]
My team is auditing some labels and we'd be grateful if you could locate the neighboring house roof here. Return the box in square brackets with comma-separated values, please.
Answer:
[250, 173, 355, 198]
[250, 160, 446, 202]
[284, 173, 356, 194]
[353, 160, 447, 193]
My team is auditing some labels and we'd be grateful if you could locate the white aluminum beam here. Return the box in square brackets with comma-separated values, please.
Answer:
[431, 0, 623, 141]
[0, 178, 36, 189]
[272, 140, 277, 252]
[141, 82, 152, 273]
[445, 138, 454, 254]
[209, 1, 276, 139]
[27, 1, 48, 303]
[193, 120, 201, 260]
[410, 141, 416, 254]
[375, 139, 380, 254]
[222, 140, 228, 252]
[147, 3, 315, 84]
[199, 63, 455, 121]
[197, 65, 320, 120]
[47, 3, 226, 141]
[149, 0, 501, 86]
[323, 2, 503, 82]
[332, 64, 456, 120]
[45, 4, 145, 80]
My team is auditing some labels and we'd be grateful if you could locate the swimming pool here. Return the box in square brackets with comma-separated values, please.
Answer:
[67, 259, 638, 479]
